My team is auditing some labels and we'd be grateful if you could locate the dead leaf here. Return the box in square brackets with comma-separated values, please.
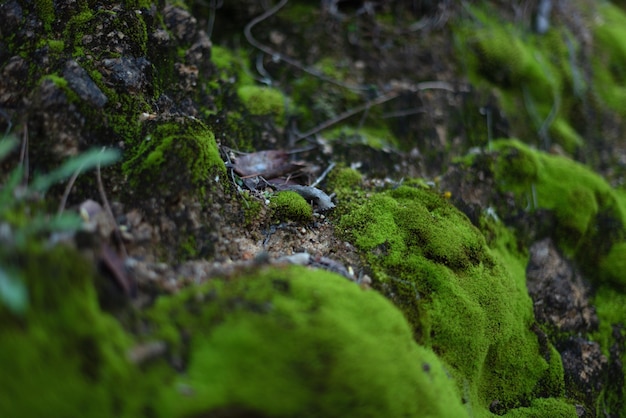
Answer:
[231, 150, 306, 179]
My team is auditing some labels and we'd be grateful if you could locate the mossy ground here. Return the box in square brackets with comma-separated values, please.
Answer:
[480, 138, 626, 415]
[148, 265, 468, 417]
[334, 183, 568, 416]
[490, 138, 626, 288]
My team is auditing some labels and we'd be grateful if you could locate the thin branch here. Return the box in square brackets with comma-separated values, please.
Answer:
[311, 162, 336, 188]
[57, 164, 84, 216]
[19, 123, 29, 185]
[96, 150, 128, 258]
[243, 0, 369, 93]
[295, 80, 454, 141]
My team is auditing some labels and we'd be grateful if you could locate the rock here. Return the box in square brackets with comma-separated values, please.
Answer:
[100, 56, 150, 93]
[526, 238, 597, 333]
[63, 59, 108, 108]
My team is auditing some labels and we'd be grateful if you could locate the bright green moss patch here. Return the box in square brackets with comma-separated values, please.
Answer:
[491, 139, 626, 287]
[270, 191, 312, 222]
[211, 45, 255, 86]
[149, 265, 468, 417]
[592, 3, 626, 116]
[337, 184, 563, 416]
[237, 85, 288, 126]
[122, 118, 225, 200]
[592, 286, 626, 416]
[502, 397, 576, 418]
[327, 166, 363, 191]
[0, 243, 159, 417]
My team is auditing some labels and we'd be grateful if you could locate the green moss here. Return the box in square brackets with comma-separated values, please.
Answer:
[241, 191, 263, 226]
[327, 166, 363, 191]
[491, 139, 626, 287]
[326, 125, 399, 150]
[211, 45, 255, 86]
[592, 3, 626, 116]
[289, 57, 362, 129]
[148, 265, 469, 417]
[455, 4, 584, 153]
[35, 0, 55, 32]
[0, 243, 160, 417]
[237, 85, 288, 126]
[549, 117, 584, 153]
[592, 286, 626, 416]
[178, 235, 198, 259]
[337, 184, 564, 416]
[122, 118, 225, 200]
[502, 398, 577, 417]
[270, 191, 312, 223]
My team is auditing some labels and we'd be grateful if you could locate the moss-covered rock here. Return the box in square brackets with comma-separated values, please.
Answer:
[147, 265, 468, 417]
[490, 138, 626, 288]
[336, 184, 568, 416]
[122, 117, 224, 201]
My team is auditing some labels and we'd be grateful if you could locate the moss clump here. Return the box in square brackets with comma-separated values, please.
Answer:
[491, 139, 626, 287]
[237, 85, 288, 126]
[148, 265, 468, 417]
[502, 398, 577, 417]
[328, 166, 363, 191]
[35, 0, 55, 32]
[210, 45, 255, 86]
[337, 184, 565, 416]
[269, 191, 312, 223]
[0, 243, 160, 417]
[592, 286, 626, 416]
[122, 118, 225, 200]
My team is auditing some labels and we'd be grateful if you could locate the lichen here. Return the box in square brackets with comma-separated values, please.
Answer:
[147, 265, 469, 417]
[335, 183, 566, 416]
[269, 190, 313, 223]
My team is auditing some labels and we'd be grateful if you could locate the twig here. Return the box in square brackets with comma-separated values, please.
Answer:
[57, 164, 84, 216]
[19, 123, 29, 185]
[96, 149, 128, 258]
[295, 81, 454, 141]
[206, 0, 223, 39]
[311, 162, 336, 188]
[244, 0, 369, 93]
